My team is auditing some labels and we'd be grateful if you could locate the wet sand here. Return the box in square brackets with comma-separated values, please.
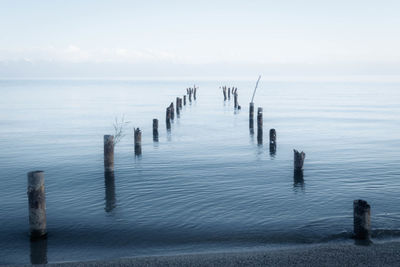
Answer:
[11, 241, 400, 267]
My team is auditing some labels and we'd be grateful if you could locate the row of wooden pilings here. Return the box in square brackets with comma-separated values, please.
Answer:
[27, 84, 371, 244]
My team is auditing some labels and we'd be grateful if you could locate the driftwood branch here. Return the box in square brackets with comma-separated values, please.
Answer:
[251, 75, 262, 103]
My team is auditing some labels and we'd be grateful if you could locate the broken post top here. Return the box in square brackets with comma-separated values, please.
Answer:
[28, 171, 45, 189]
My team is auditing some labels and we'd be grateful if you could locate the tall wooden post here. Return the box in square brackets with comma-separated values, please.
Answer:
[134, 128, 142, 155]
[249, 102, 254, 129]
[27, 171, 47, 239]
[104, 135, 114, 172]
[354, 199, 371, 240]
[153, 118, 159, 141]
[170, 102, 174, 120]
[294, 150, 306, 171]
[257, 107, 263, 144]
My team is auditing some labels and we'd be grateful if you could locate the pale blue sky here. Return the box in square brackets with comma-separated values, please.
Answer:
[1, 0, 399, 77]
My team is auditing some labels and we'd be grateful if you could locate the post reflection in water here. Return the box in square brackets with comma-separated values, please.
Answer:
[104, 171, 116, 212]
[30, 238, 47, 265]
[293, 170, 305, 190]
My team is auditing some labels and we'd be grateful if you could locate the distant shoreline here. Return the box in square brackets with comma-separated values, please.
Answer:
[9, 241, 400, 267]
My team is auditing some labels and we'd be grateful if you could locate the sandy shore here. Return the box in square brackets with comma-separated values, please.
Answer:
[10, 241, 400, 267]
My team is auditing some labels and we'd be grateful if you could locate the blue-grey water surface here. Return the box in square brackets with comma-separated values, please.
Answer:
[0, 78, 399, 264]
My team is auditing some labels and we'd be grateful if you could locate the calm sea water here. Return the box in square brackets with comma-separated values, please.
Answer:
[0, 78, 399, 264]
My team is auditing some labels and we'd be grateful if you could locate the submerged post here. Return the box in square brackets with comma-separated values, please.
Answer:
[134, 128, 142, 155]
[27, 171, 47, 239]
[249, 102, 254, 129]
[353, 199, 371, 240]
[104, 135, 114, 172]
[153, 119, 159, 141]
[293, 150, 306, 171]
[257, 107, 263, 144]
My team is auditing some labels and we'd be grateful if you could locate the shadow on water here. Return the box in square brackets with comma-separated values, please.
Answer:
[104, 171, 116, 212]
[293, 170, 305, 190]
[30, 238, 47, 264]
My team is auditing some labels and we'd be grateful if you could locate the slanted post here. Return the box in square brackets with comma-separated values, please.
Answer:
[153, 119, 159, 141]
[183, 95, 186, 105]
[249, 102, 254, 129]
[293, 150, 306, 171]
[257, 107, 263, 144]
[134, 128, 142, 155]
[104, 135, 114, 172]
[27, 171, 47, 239]
[353, 200, 371, 240]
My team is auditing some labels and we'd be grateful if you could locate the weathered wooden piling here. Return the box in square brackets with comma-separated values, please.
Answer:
[194, 86, 197, 100]
[188, 88, 192, 102]
[170, 102, 175, 120]
[257, 107, 263, 144]
[269, 129, 276, 144]
[223, 87, 227, 101]
[249, 102, 254, 129]
[354, 199, 371, 240]
[293, 149, 306, 171]
[104, 171, 116, 212]
[104, 135, 114, 172]
[166, 107, 171, 130]
[228, 87, 231, 100]
[153, 118, 159, 141]
[27, 171, 47, 239]
[183, 95, 186, 105]
[134, 128, 142, 155]
[176, 97, 180, 115]
[179, 97, 183, 109]
[234, 88, 238, 109]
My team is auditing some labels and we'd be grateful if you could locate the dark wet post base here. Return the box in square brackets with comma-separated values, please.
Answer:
[257, 107, 263, 144]
[105, 171, 116, 212]
[27, 171, 47, 240]
[354, 199, 371, 240]
[153, 119, 159, 142]
[30, 238, 47, 264]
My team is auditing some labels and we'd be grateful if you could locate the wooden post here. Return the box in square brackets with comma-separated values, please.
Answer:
[223, 87, 227, 101]
[153, 118, 159, 142]
[104, 135, 114, 172]
[354, 199, 371, 240]
[170, 102, 174, 120]
[166, 107, 171, 130]
[176, 97, 180, 115]
[134, 128, 142, 155]
[179, 98, 183, 109]
[269, 129, 276, 144]
[183, 95, 186, 105]
[228, 87, 231, 100]
[234, 89, 238, 109]
[194, 86, 197, 100]
[27, 171, 47, 239]
[189, 88, 192, 102]
[257, 107, 263, 144]
[294, 149, 306, 171]
[104, 171, 116, 212]
[249, 102, 254, 129]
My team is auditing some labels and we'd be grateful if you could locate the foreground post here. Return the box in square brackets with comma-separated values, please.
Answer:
[354, 199, 371, 240]
[170, 102, 175, 120]
[294, 149, 306, 170]
[104, 135, 114, 172]
[249, 102, 254, 129]
[134, 128, 142, 155]
[153, 119, 159, 141]
[30, 238, 47, 264]
[27, 171, 47, 239]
